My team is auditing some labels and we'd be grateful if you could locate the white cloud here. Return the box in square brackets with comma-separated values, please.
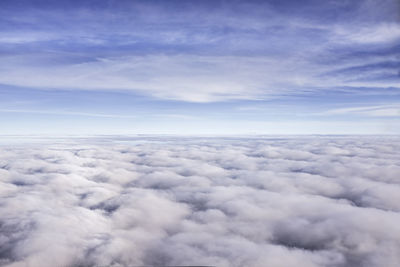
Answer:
[0, 0, 398, 103]
[323, 105, 400, 117]
[1, 136, 400, 266]
[0, 108, 138, 118]
[0, 54, 319, 102]
[333, 23, 400, 44]
[1, 50, 397, 103]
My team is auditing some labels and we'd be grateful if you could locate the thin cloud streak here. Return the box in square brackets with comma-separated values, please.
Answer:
[321, 105, 400, 117]
[0, 109, 138, 118]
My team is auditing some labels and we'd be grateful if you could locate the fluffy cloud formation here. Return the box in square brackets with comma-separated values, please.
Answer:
[1, 136, 400, 267]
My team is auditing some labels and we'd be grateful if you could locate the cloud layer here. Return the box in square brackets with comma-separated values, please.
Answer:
[1, 136, 400, 267]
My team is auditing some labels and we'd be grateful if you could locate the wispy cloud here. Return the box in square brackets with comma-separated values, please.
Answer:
[333, 23, 400, 44]
[0, 108, 137, 118]
[0, 0, 399, 134]
[0, 0, 398, 103]
[322, 105, 400, 117]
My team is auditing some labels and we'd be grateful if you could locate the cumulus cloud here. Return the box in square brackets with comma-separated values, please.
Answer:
[1, 136, 400, 267]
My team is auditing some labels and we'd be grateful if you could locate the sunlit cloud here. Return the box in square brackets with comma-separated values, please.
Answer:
[1, 136, 400, 266]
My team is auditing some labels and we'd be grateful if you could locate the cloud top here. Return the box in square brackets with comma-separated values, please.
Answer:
[1, 136, 400, 266]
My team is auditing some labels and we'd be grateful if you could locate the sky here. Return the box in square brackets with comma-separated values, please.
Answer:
[0, 0, 399, 135]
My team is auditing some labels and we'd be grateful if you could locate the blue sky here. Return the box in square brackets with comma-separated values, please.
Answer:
[0, 0, 399, 135]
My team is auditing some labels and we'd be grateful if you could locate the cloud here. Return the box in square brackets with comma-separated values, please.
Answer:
[0, 54, 330, 102]
[0, 0, 398, 102]
[322, 105, 400, 117]
[0, 108, 138, 118]
[1, 52, 396, 103]
[1, 136, 400, 267]
[333, 23, 400, 44]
